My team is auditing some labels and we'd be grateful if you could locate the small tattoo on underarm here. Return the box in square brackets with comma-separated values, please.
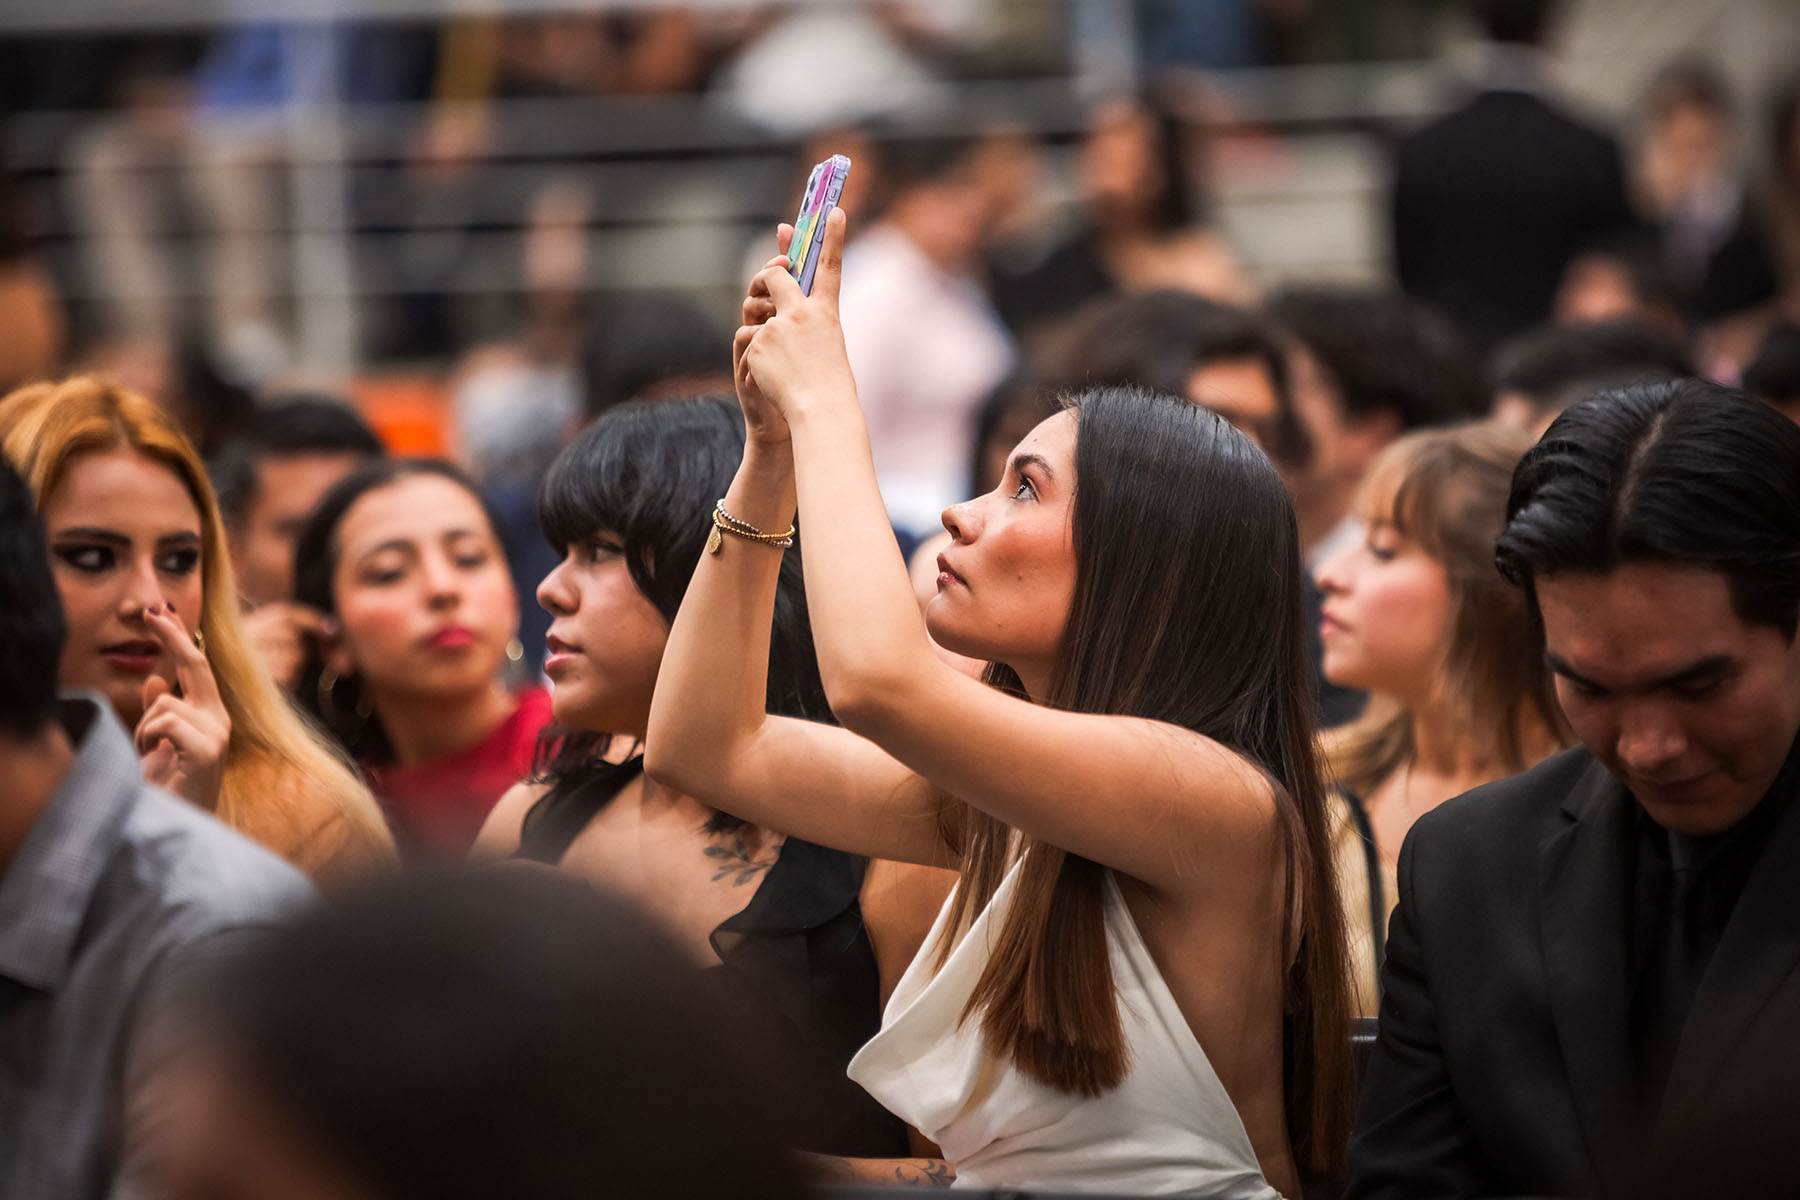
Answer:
[703, 834, 777, 886]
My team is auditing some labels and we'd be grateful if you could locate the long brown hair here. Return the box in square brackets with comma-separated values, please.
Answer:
[940, 385, 1355, 1175]
[1329, 421, 1570, 798]
[0, 376, 392, 868]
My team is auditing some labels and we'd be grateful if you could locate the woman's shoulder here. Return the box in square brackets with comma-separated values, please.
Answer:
[470, 778, 552, 861]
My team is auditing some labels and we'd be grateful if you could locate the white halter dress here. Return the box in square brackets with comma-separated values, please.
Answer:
[847, 859, 1284, 1196]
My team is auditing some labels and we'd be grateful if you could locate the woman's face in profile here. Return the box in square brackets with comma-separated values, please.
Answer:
[41, 449, 207, 726]
[535, 529, 667, 738]
[327, 475, 518, 708]
[929, 411, 1079, 694]
[1314, 514, 1452, 705]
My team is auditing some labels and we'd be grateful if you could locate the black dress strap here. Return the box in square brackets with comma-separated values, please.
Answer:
[513, 756, 644, 865]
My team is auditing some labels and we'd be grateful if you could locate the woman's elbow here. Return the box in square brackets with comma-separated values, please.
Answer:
[821, 658, 915, 739]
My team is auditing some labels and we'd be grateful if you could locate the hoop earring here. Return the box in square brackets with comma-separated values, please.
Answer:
[505, 637, 525, 665]
[316, 665, 372, 728]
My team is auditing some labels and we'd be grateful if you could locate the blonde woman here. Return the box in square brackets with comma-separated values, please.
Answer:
[1316, 422, 1570, 1015]
[0, 376, 392, 880]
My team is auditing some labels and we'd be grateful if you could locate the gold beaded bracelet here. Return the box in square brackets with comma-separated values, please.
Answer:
[707, 500, 796, 555]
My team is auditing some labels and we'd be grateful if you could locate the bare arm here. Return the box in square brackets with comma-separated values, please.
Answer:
[468, 779, 546, 860]
[728, 211, 1280, 898]
[644, 237, 955, 868]
[803, 1153, 955, 1189]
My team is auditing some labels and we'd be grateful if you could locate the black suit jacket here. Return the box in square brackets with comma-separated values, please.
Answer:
[1391, 89, 1635, 354]
[1347, 747, 1800, 1198]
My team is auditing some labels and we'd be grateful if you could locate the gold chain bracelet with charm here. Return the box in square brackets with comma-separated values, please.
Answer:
[707, 501, 796, 555]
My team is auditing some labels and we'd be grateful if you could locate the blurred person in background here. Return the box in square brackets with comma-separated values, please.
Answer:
[159, 870, 807, 1200]
[1391, 0, 1635, 354]
[0, 377, 391, 882]
[1553, 230, 1688, 340]
[990, 86, 1249, 347]
[66, 20, 436, 386]
[0, 453, 314, 1200]
[1265, 285, 1487, 568]
[1634, 59, 1781, 370]
[0, 167, 64, 392]
[474, 396, 952, 1158]
[1761, 77, 1800, 314]
[209, 396, 386, 691]
[1489, 316, 1694, 438]
[1743, 322, 1800, 424]
[1316, 422, 1568, 1015]
[293, 459, 549, 861]
[837, 131, 1016, 537]
[1044, 288, 1306, 466]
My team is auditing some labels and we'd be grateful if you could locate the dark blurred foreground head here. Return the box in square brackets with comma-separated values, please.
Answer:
[170, 869, 809, 1200]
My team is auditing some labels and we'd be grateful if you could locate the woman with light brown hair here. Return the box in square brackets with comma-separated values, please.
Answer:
[1316, 421, 1570, 1015]
[0, 376, 392, 880]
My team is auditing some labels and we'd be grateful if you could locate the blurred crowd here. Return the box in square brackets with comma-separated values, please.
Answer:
[4, 0, 1800, 1197]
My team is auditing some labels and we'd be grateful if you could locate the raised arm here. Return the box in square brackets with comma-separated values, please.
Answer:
[732, 212, 1281, 899]
[644, 239, 955, 869]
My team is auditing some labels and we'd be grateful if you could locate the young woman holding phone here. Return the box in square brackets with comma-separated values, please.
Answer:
[646, 211, 1353, 1195]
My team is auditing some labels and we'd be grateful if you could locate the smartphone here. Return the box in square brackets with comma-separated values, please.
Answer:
[786, 154, 852, 295]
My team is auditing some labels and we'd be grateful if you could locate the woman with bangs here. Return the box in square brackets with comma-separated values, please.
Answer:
[1316, 422, 1571, 1015]
[649, 212, 1353, 1194]
[0, 376, 392, 881]
[472, 394, 954, 1161]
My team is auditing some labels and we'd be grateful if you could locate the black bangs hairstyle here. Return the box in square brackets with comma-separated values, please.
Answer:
[946, 385, 1355, 1177]
[526, 395, 832, 845]
[292, 458, 512, 765]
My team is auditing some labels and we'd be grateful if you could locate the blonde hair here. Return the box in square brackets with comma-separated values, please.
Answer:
[0, 376, 393, 871]
[1328, 421, 1570, 797]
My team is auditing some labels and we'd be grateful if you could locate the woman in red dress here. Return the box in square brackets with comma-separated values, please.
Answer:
[292, 458, 551, 858]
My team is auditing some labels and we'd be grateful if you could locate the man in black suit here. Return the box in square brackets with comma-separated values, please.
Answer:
[1390, 0, 1636, 354]
[1348, 378, 1800, 1197]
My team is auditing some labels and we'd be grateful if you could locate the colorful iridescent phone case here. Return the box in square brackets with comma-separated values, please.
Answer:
[787, 154, 852, 295]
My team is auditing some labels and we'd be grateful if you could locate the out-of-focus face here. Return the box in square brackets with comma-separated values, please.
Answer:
[231, 452, 367, 608]
[1187, 357, 1281, 454]
[1083, 99, 1163, 225]
[327, 475, 517, 707]
[535, 531, 668, 738]
[1538, 563, 1800, 837]
[1315, 518, 1452, 705]
[1554, 253, 1641, 326]
[930, 411, 1078, 695]
[42, 449, 206, 727]
[1652, 103, 1732, 198]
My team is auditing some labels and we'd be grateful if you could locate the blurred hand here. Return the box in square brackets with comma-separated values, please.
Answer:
[739, 208, 857, 425]
[241, 601, 335, 694]
[135, 604, 231, 810]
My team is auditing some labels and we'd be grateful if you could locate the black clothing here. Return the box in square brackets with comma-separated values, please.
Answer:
[1391, 88, 1636, 354]
[516, 768, 908, 1158]
[1348, 741, 1800, 1198]
[1627, 740, 1800, 1124]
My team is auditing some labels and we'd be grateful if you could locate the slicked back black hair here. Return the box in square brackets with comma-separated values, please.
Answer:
[1497, 378, 1800, 638]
